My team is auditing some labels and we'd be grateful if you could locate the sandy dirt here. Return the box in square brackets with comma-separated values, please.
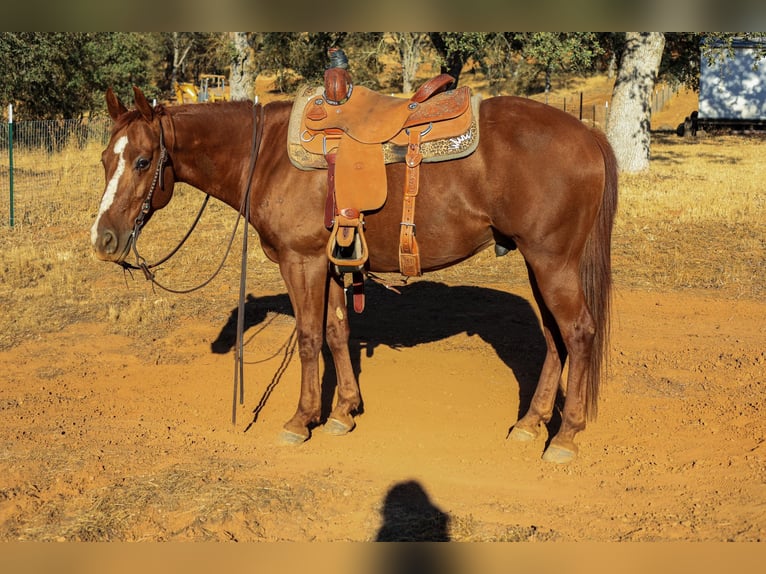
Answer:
[1, 272, 764, 542]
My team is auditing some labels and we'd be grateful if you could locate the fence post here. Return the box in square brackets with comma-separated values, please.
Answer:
[7, 104, 13, 228]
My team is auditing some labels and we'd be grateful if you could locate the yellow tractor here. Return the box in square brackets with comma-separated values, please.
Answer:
[174, 74, 230, 104]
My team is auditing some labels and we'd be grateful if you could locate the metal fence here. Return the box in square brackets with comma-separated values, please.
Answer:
[1, 116, 111, 227]
[536, 83, 680, 132]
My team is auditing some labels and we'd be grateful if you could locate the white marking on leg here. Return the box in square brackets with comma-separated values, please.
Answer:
[91, 135, 129, 246]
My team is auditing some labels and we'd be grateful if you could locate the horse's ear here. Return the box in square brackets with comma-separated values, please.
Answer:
[105, 88, 128, 121]
[133, 86, 154, 122]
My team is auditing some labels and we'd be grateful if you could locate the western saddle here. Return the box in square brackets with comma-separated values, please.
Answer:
[288, 48, 481, 311]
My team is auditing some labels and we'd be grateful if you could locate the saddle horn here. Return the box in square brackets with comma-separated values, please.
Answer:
[324, 47, 353, 105]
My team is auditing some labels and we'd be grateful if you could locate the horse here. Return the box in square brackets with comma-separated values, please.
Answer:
[91, 86, 618, 463]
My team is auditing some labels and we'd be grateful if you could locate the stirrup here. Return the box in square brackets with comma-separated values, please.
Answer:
[327, 216, 368, 275]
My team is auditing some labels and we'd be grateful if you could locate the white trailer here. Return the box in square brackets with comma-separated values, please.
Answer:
[698, 38, 766, 129]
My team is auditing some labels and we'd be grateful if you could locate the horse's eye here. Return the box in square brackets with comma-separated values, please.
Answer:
[135, 158, 151, 170]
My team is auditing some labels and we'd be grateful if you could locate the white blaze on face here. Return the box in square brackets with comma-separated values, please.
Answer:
[90, 135, 129, 246]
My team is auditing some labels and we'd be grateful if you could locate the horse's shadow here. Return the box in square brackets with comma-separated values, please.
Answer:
[212, 280, 549, 433]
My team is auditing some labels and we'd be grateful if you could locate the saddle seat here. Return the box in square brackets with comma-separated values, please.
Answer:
[288, 67, 481, 311]
[304, 74, 471, 144]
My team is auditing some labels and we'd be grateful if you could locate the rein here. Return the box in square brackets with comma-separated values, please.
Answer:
[232, 104, 265, 425]
[120, 103, 265, 426]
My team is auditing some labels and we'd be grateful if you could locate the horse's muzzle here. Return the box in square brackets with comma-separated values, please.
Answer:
[92, 227, 132, 264]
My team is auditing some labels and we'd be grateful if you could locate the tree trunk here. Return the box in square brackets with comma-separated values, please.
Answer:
[170, 32, 192, 87]
[606, 32, 665, 173]
[393, 32, 427, 94]
[427, 33, 463, 86]
[229, 32, 253, 101]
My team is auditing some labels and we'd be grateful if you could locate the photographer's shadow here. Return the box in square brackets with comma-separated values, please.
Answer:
[374, 481, 462, 574]
[376, 480, 450, 542]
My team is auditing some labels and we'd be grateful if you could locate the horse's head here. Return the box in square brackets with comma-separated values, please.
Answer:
[90, 87, 176, 264]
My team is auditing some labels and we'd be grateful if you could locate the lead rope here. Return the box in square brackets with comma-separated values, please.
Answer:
[232, 103, 265, 426]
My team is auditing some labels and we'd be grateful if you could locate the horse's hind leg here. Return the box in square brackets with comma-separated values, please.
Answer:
[323, 277, 361, 435]
[514, 258, 596, 463]
[509, 263, 566, 442]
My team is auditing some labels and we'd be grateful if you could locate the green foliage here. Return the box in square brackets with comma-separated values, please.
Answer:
[6, 32, 763, 121]
[513, 33, 603, 92]
[428, 32, 491, 82]
[0, 32, 158, 120]
[700, 32, 766, 65]
[253, 33, 348, 93]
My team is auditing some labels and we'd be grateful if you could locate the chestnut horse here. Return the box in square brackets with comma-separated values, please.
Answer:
[91, 87, 617, 463]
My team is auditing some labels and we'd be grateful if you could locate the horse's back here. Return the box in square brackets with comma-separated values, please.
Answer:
[261, 96, 610, 272]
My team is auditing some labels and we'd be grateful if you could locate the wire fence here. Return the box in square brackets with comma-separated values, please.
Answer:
[536, 83, 681, 132]
[1, 116, 111, 228]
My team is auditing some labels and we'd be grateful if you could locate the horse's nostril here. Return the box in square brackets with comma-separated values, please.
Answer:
[102, 230, 117, 254]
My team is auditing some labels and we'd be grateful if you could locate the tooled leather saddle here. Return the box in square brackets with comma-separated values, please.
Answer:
[287, 49, 481, 311]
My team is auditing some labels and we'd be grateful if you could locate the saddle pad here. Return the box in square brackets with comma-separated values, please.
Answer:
[287, 85, 482, 171]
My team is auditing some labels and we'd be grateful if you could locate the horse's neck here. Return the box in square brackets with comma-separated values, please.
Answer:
[170, 103, 255, 208]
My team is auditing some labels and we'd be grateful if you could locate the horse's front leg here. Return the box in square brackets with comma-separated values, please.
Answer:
[278, 256, 330, 444]
[323, 275, 361, 435]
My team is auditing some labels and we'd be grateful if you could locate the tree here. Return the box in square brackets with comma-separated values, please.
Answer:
[87, 33, 160, 106]
[166, 32, 194, 89]
[700, 32, 766, 67]
[159, 32, 231, 93]
[253, 32, 346, 93]
[514, 33, 603, 96]
[229, 32, 254, 101]
[391, 32, 429, 94]
[0, 32, 156, 120]
[428, 32, 490, 86]
[606, 32, 666, 173]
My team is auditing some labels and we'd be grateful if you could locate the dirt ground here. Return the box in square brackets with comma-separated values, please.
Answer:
[1, 270, 765, 542]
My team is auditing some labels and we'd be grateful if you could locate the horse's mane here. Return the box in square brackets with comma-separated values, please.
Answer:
[111, 100, 257, 132]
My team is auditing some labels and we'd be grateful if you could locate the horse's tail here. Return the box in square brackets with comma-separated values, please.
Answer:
[581, 129, 619, 420]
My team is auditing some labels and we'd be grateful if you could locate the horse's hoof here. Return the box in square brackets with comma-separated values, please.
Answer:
[508, 426, 537, 442]
[277, 429, 308, 445]
[323, 417, 355, 436]
[542, 444, 577, 464]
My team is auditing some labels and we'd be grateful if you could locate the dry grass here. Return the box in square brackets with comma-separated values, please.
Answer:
[7, 458, 316, 542]
[1, 108, 764, 352]
[613, 133, 765, 297]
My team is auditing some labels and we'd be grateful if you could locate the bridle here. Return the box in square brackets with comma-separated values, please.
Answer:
[133, 118, 169, 242]
[117, 115, 185, 278]
[118, 105, 263, 297]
